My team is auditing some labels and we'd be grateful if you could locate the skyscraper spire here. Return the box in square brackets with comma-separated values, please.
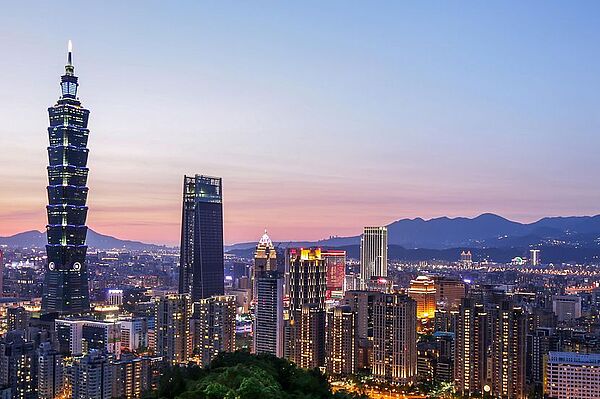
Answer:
[65, 40, 74, 76]
[67, 40, 73, 64]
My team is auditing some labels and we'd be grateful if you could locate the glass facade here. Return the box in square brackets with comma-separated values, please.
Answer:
[179, 175, 225, 301]
[41, 49, 91, 315]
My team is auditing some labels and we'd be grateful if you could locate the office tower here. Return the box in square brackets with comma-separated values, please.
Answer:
[179, 175, 224, 301]
[545, 352, 600, 399]
[434, 277, 466, 310]
[454, 298, 490, 396]
[325, 305, 357, 376]
[285, 248, 327, 366]
[360, 227, 387, 289]
[253, 271, 284, 357]
[119, 318, 148, 353]
[529, 249, 541, 266]
[37, 341, 64, 399]
[372, 293, 417, 385]
[71, 350, 112, 399]
[408, 276, 436, 328]
[459, 250, 473, 267]
[42, 43, 91, 316]
[154, 294, 191, 364]
[252, 231, 277, 302]
[297, 304, 326, 369]
[491, 301, 526, 399]
[0, 332, 37, 399]
[322, 250, 346, 299]
[344, 290, 379, 369]
[107, 289, 124, 307]
[552, 295, 582, 322]
[191, 295, 236, 366]
[7, 306, 31, 332]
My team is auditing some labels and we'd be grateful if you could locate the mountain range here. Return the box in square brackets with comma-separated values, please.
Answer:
[226, 213, 600, 250]
[0, 229, 165, 251]
[3, 213, 600, 255]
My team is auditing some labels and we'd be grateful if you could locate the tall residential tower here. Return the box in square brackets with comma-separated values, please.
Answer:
[42, 42, 91, 315]
[360, 226, 388, 289]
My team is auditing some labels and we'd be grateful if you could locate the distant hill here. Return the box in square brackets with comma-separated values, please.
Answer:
[0, 229, 166, 251]
[226, 213, 600, 251]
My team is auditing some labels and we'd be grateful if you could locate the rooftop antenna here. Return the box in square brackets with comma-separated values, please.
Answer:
[67, 40, 73, 65]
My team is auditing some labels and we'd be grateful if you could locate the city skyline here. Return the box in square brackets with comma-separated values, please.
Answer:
[2, 2, 600, 245]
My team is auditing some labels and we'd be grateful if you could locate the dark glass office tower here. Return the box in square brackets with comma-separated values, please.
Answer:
[179, 175, 224, 301]
[41, 43, 91, 315]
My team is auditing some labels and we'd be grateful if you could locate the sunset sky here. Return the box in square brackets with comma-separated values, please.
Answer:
[1, 2, 600, 245]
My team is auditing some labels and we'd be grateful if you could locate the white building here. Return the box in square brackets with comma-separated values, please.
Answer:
[545, 352, 600, 399]
[253, 272, 284, 357]
[119, 317, 148, 352]
[360, 226, 388, 289]
[107, 289, 124, 306]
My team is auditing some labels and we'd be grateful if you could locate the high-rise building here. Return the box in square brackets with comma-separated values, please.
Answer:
[0, 332, 37, 399]
[322, 250, 346, 299]
[325, 305, 357, 376]
[372, 293, 417, 385]
[54, 319, 121, 357]
[154, 294, 191, 364]
[286, 248, 327, 312]
[434, 277, 466, 310]
[344, 290, 379, 369]
[42, 42, 91, 316]
[37, 341, 64, 399]
[253, 271, 284, 357]
[297, 304, 326, 369]
[552, 295, 582, 322]
[70, 350, 112, 399]
[545, 352, 600, 399]
[110, 353, 160, 399]
[119, 317, 148, 353]
[433, 331, 455, 382]
[285, 248, 327, 366]
[179, 175, 224, 301]
[408, 275, 437, 322]
[454, 298, 490, 396]
[191, 295, 236, 366]
[529, 249, 541, 266]
[360, 227, 387, 289]
[491, 300, 526, 399]
[7, 306, 31, 332]
[252, 231, 277, 303]
[527, 327, 559, 387]
[0, 249, 4, 298]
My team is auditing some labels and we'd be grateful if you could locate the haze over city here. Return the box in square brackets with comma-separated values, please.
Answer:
[1, 2, 600, 245]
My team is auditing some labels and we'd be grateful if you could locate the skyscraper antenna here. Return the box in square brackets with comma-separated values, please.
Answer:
[67, 40, 73, 65]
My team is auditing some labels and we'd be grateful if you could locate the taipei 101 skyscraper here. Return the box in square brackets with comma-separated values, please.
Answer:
[42, 41, 91, 315]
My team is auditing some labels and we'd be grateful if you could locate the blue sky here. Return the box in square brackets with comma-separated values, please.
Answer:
[1, 2, 599, 244]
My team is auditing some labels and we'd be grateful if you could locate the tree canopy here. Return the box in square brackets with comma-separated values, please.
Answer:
[156, 351, 366, 399]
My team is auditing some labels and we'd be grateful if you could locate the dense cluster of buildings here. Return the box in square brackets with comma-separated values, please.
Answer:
[1, 47, 600, 399]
